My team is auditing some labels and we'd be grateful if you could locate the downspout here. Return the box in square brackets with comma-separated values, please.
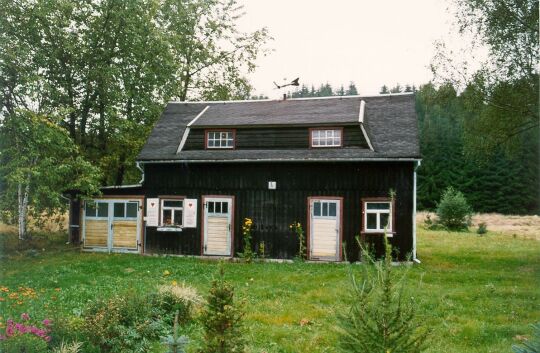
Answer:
[136, 161, 145, 184]
[413, 160, 421, 263]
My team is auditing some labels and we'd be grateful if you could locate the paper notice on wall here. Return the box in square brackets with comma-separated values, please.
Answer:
[146, 198, 159, 227]
[183, 199, 198, 228]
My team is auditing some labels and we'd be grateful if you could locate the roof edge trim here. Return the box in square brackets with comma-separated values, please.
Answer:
[169, 92, 414, 104]
[176, 105, 209, 154]
[360, 124, 374, 151]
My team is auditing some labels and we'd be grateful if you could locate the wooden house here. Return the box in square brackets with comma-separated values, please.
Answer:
[69, 93, 421, 262]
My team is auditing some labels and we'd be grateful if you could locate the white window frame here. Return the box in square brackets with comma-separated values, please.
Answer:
[206, 130, 234, 149]
[311, 128, 342, 147]
[363, 201, 393, 234]
[160, 199, 184, 227]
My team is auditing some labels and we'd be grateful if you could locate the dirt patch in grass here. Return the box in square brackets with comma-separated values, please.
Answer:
[417, 211, 540, 240]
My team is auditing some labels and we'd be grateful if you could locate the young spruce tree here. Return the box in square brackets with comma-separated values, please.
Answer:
[199, 262, 244, 353]
[338, 237, 429, 353]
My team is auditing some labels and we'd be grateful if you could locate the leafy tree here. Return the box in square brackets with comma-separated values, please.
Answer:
[433, 0, 538, 156]
[199, 263, 244, 353]
[0, 0, 270, 186]
[338, 237, 429, 352]
[0, 110, 101, 239]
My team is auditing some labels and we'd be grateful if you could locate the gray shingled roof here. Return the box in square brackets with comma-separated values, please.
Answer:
[137, 94, 420, 162]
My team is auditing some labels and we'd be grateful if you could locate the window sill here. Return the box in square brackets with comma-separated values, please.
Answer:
[157, 226, 183, 232]
[361, 231, 395, 237]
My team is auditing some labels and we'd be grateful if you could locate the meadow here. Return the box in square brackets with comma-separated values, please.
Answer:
[0, 223, 539, 352]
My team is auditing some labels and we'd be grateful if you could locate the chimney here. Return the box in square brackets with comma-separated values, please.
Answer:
[283, 93, 287, 101]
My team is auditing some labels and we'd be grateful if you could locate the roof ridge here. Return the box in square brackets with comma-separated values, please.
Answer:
[169, 92, 414, 104]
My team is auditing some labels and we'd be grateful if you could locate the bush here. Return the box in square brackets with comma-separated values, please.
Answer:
[0, 334, 49, 353]
[477, 222, 488, 235]
[337, 237, 430, 353]
[198, 263, 244, 353]
[156, 283, 203, 325]
[436, 186, 472, 231]
[81, 291, 166, 353]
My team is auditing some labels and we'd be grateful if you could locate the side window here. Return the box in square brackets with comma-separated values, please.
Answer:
[363, 200, 392, 232]
[161, 199, 183, 226]
[85, 201, 108, 218]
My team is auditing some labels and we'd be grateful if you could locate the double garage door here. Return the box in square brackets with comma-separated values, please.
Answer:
[83, 199, 142, 253]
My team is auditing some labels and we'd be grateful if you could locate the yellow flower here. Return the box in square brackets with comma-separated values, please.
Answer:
[54, 288, 61, 292]
[171, 280, 178, 286]
[163, 270, 170, 276]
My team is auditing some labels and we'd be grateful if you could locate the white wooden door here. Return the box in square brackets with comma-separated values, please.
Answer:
[310, 198, 340, 261]
[203, 197, 232, 256]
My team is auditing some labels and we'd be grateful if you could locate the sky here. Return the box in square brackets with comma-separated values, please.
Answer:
[236, 0, 465, 98]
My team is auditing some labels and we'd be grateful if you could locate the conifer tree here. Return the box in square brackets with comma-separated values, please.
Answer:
[337, 237, 429, 353]
[199, 263, 244, 353]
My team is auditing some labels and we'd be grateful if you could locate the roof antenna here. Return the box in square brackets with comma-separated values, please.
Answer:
[273, 77, 300, 101]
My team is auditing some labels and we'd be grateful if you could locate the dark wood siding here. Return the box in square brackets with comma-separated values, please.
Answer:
[183, 126, 368, 150]
[141, 162, 414, 261]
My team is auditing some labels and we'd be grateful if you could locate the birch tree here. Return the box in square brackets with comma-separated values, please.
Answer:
[0, 110, 101, 239]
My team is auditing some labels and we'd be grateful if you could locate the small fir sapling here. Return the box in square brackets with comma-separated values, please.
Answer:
[436, 186, 472, 231]
[337, 236, 430, 353]
[198, 262, 245, 353]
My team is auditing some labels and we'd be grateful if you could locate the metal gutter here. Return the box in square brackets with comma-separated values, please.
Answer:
[100, 184, 142, 190]
[136, 162, 145, 184]
[136, 157, 422, 164]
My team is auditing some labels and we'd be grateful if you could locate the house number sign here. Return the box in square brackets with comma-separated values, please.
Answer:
[183, 199, 198, 228]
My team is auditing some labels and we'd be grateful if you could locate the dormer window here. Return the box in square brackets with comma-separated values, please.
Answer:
[206, 130, 235, 149]
[310, 128, 343, 147]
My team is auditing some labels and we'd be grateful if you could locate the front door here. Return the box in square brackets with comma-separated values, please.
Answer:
[203, 197, 233, 256]
[309, 198, 341, 261]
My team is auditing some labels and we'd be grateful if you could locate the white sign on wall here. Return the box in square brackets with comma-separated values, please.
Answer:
[146, 198, 159, 227]
[183, 199, 198, 228]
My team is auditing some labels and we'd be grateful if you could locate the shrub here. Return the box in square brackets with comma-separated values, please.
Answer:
[198, 263, 244, 353]
[477, 222, 488, 235]
[81, 291, 166, 353]
[436, 186, 472, 231]
[337, 237, 430, 353]
[156, 283, 203, 325]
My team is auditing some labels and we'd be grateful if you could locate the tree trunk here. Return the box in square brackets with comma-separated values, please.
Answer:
[17, 181, 30, 240]
[115, 152, 126, 186]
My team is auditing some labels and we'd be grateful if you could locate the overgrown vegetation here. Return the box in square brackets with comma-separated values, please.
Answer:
[0, 226, 538, 352]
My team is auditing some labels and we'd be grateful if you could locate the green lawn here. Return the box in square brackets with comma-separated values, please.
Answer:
[0, 228, 539, 352]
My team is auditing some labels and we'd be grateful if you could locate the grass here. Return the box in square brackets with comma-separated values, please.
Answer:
[0, 226, 539, 352]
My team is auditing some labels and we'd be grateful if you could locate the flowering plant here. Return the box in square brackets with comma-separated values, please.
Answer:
[241, 218, 254, 263]
[0, 313, 51, 342]
[289, 222, 306, 260]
